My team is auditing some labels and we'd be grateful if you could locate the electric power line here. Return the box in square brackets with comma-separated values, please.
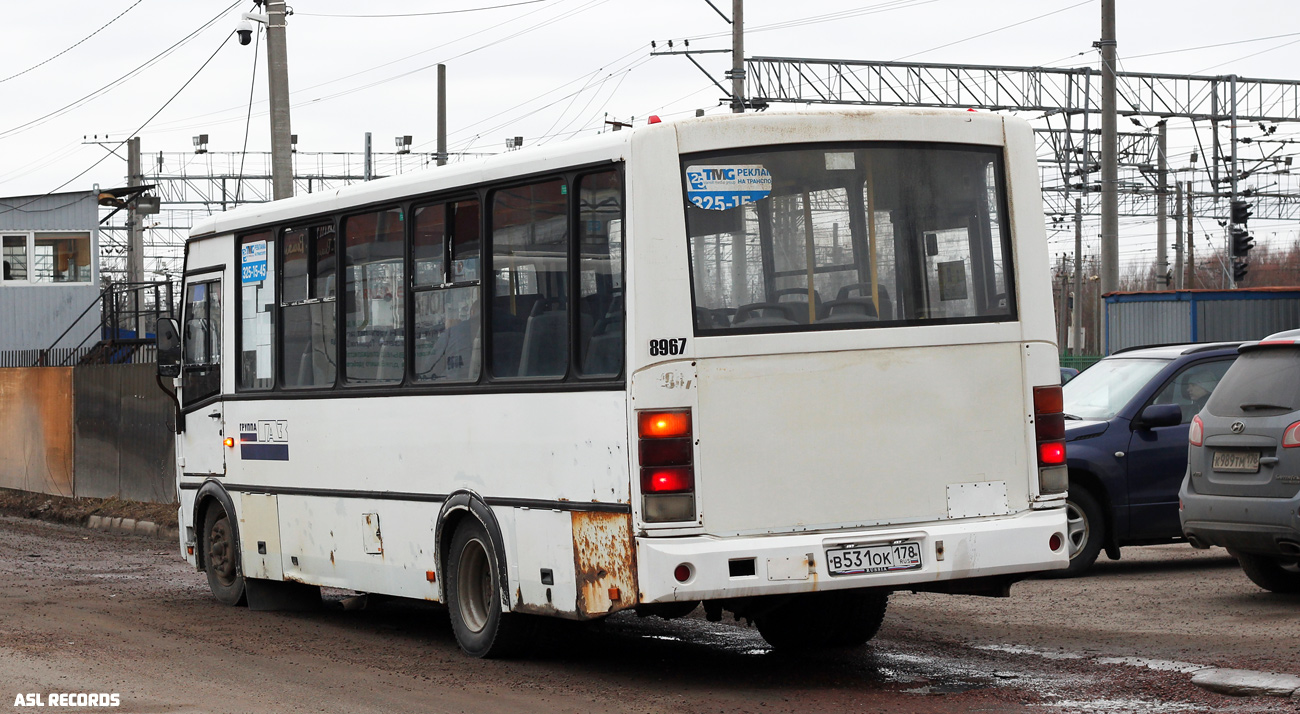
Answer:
[295, 1, 548, 18]
[0, 0, 148, 84]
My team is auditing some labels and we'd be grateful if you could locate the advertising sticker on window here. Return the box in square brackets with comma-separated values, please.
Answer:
[685, 165, 772, 211]
[241, 240, 268, 284]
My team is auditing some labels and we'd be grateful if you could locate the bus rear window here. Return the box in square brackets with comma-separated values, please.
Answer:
[683, 144, 1014, 333]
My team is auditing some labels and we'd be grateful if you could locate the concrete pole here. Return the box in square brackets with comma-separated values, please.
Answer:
[126, 136, 143, 335]
[1057, 255, 1069, 355]
[1156, 120, 1168, 289]
[731, 0, 744, 113]
[437, 64, 448, 166]
[1174, 182, 1185, 290]
[1099, 0, 1119, 295]
[265, 0, 294, 200]
[1228, 75, 1238, 289]
[1072, 198, 1083, 355]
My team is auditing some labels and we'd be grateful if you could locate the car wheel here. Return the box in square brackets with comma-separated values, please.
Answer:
[445, 518, 533, 658]
[1235, 552, 1300, 593]
[203, 503, 246, 606]
[756, 590, 889, 651]
[1043, 486, 1104, 578]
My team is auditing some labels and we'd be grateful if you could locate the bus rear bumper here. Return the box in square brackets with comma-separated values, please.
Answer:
[635, 507, 1068, 603]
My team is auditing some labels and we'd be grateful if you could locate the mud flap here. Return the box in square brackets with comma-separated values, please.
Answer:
[245, 578, 322, 612]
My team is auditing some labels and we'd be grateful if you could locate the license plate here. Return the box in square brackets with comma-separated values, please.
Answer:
[1213, 450, 1260, 473]
[826, 541, 923, 576]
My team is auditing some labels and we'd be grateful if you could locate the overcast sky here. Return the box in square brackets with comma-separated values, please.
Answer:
[3, 0, 1299, 271]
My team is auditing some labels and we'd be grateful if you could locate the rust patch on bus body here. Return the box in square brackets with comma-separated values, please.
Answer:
[572, 511, 637, 618]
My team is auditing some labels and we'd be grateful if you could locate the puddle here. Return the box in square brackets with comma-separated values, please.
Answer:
[1094, 657, 1209, 674]
[975, 643, 1085, 660]
[1043, 699, 1205, 713]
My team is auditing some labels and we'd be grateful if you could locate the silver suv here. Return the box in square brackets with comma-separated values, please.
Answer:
[1180, 328, 1300, 592]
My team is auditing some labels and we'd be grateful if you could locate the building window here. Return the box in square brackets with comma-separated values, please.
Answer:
[32, 233, 92, 283]
[2, 235, 26, 281]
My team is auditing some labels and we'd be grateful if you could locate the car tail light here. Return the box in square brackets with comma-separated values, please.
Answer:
[1034, 385, 1067, 493]
[638, 409, 696, 522]
[1189, 415, 1204, 447]
[1283, 421, 1300, 448]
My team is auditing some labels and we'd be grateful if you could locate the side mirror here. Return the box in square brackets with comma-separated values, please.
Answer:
[157, 317, 181, 378]
[1137, 403, 1183, 429]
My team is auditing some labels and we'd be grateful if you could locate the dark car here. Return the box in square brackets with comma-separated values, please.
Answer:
[1057, 343, 1240, 576]
[1181, 330, 1300, 592]
[1060, 367, 1080, 384]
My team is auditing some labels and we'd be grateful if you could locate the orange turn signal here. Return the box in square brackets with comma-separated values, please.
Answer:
[638, 410, 691, 439]
[223, 437, 235, 448]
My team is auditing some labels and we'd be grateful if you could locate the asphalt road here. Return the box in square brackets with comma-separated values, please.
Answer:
[2, 515, 1298, 714]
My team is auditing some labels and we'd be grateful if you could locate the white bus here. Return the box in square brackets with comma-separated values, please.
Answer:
[157, 108, 1069, 657]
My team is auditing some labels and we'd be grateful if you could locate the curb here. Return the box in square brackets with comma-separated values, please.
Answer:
[86, 514, 178, 542]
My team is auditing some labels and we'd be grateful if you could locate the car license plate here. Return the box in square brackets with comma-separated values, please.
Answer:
[826, 541, 923, 576]
[1213, 450, 1260, 473]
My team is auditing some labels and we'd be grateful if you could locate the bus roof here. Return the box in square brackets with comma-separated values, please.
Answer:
[188, 106, 1013, 241]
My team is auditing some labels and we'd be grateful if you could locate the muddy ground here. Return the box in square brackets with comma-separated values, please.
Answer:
[2, 515, 1298, 714]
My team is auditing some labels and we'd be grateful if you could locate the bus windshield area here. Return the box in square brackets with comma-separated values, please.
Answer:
[683, 144, 1014, 333]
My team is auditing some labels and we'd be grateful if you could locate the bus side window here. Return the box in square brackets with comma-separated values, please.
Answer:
[491, 180, 568, 379]
[343, 209, 405, 385]
[239, 232, 275, 390]
[182, 279, 222, 406]
[577, 170, 623, 377]
[413, 199, 481, 384]
[280, 225, 338, 388]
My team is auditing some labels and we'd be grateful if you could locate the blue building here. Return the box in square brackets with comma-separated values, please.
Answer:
[1105, 288, 1300, 354]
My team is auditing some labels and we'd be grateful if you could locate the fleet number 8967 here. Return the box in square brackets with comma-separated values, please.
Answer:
[649, 338, 687, 356]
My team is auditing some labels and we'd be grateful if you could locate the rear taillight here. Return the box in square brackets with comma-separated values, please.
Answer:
[1283, 421, 1300, 448]
[1034, 385, 1067, 494]
[1189, 415, 1204, 447]
[638, 409, 696, 523]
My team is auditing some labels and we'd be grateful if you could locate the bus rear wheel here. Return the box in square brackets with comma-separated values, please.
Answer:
[203, 503, 246, 606]
[445, 518, 532, 658]
[755, 590, 888, 651]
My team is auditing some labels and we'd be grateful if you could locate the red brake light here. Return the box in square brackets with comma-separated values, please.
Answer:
[642, 467, 694, 493]
[639, 410, 691, 439]
[1283, 421, 1300, 448]
[1034, 385, 1063, 415]
[1038, 441, 1066, 465]
[1189, 415, 1204, 447]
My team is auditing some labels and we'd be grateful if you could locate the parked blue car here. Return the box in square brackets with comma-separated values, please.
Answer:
[1056, 343, 1240, 576]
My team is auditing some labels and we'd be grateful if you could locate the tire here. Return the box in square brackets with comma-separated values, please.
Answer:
[203, 503, 246, 606]
[1235, 552, 1300, 593]
[445, 518, 533, 658]
[1042, 485, 1104, 578]
[756, 590, 889, 652]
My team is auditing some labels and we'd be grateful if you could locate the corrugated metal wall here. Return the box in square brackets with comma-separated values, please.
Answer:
[73, 365, 175, 503]
[1108, 300, 1192, 352]
[0, 190, 102, 352]
[1199, 298, 1300, 342]
[0, 367, 75, 497]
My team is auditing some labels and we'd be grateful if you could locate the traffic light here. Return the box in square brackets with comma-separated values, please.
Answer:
[1231, 199, 1253, 225]
[1230, 225, 1255, 257]
[1233, 259, 1249, 283]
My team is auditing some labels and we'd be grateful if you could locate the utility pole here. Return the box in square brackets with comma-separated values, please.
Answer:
[1186, 186, 1196, 288]
[126, 136, 143, 334]
[1228, 75, 1239, 288]
[731, 0, 744, 113]
[437, 64, 448, 166]
[364, 132, 373, 181]
[1174, 182, 1184, 290]
[1099, 0, 1119, 295]
[1156, 120, 1168, 289]
[1072, 198, 1083, 355]
[1056, 255, 1067, 353]
[265, 0, 294, 200]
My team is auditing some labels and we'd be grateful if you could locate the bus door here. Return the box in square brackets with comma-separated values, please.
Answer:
[179, 276, 226, 476]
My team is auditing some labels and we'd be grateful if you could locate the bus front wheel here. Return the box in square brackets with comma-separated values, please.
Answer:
[202, 503, 246, 606]
[755, 590, 888, 651]
[445, 518, 532, 658]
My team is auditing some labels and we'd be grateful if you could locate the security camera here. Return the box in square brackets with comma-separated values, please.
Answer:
[236, 19, 254, 45]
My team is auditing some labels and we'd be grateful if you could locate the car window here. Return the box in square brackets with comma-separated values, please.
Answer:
[1062, 357, 1169, 420]
[1206, 347, 1300, 417]
[1149, 359, 1234, 424]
